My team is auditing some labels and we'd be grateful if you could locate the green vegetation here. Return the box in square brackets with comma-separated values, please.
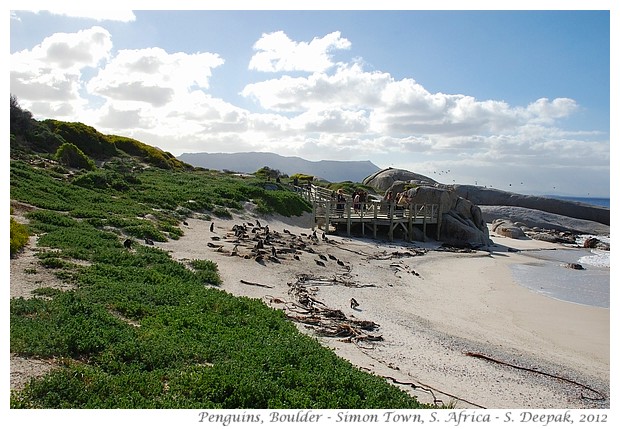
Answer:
[9, 96, 431, 409]
[55, 142, 96, 171]
[10, 216, 29, 257]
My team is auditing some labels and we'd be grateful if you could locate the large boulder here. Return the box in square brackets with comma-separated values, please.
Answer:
[491, 219, 526, 239]
[363, 167, 437, 192]
[452, 184, 609, 226]
[479, 205, 610, 236]
[401, 185, 492, 248]
[441, 212, 493, 248]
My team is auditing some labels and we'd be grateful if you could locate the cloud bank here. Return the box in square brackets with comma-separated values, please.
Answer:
[10, 24, 609, 196]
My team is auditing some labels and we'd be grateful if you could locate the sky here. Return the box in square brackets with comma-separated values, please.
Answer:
[7, 2, 615, 197]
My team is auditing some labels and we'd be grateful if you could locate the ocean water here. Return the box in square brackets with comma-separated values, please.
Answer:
[509, 196, 610, 308]
[546, 195, 610, 208]
[509, 243, 610, 308]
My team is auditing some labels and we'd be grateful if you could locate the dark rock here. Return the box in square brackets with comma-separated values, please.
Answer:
[564, 263, 585, 270]
[583, 237, 600, 248]
[529, 233, 559, 243]
[491, 219, 526, 239]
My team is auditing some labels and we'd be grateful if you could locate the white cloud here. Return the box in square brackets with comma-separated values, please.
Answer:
[11, 26, 112, 71]
[10, 26, 112, 109]
[249, 31, 351, 73]
[29, 9, 136, 22]
[87, 47, 224, 108]
[524, 98, 579, 123]
[242, 62, 577, 140]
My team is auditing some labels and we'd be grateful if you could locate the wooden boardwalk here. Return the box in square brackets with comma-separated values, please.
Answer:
[294, 184, 442, 241]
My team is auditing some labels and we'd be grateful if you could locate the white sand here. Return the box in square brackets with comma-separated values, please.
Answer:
[156, 211, 610, 409]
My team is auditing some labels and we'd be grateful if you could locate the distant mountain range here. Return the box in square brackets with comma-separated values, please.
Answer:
[178, 152, 381, 183]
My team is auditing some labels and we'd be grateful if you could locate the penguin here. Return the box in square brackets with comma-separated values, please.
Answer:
[350, 298, 359, 309]
[123, 238, 132, 249]
[210, 222, 214, 232]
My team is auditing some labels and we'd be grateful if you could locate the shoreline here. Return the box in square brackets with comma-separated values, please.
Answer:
[155, 210, 610, 409]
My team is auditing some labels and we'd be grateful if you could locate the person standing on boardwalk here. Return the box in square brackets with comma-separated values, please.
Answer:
[353, 191, 361, 213]
[384, 191, 394, 218]
[336, 189, 346, 216]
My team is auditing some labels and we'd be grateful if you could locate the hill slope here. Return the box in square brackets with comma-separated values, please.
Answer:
[178, 151, 381, 183]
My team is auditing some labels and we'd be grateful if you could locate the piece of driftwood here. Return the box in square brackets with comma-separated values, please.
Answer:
[464, 351, 606, 401]
[239, 279, 273, 288]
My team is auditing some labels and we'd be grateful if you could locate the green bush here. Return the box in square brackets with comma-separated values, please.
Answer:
[10, 217, 29, 257]
[72, 170, 134, 191]
[44, 120, 117, 159]
[55, 143, 96, 171]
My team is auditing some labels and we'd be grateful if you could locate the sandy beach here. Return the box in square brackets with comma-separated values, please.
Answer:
[9, 205, 610, 409]
[151, 206, 610, 410]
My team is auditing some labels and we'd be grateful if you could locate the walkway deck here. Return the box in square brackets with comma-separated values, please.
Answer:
[293, 184, 441, 241]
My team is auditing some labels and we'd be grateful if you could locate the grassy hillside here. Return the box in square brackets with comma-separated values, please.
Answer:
[9, 98, 432, 409]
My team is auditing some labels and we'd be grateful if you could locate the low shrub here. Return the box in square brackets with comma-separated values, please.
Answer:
[55, 143, 96, 171]
[10, 217, 29, 257]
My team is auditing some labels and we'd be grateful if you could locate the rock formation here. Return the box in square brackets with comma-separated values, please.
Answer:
[364, 167, 610, 238]
[363, 167, 437, 191]
[452, 184, 609, 226]
[479, 205, 609, 236]
[490, 219, 526, 239]
[401, 184, 492, 248]
[364, 168, 492, 248]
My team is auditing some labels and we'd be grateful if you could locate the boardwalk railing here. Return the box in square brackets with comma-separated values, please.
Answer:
[292, 184, 441, 241]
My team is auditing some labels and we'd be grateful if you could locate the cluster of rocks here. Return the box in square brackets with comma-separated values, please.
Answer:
[362, 167, 610, 250]
[491, 219, 578, 244]
[490, 219, 610, 250]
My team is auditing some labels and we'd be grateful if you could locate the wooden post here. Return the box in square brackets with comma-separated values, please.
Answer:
[408, 202, 413, 241]
[361, 204, 365, 236]
[387, 202, 394, 241]
[325, 201, 330, 233]
[436, 203, 442, 240]
[422, 204, 428, 241]
[312, 201, 317, 230]
[373, 203, 378, 239]
[346, 202, 351, 236]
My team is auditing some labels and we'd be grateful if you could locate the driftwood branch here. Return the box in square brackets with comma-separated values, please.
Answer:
[240, 279, 273, 288]
[464, 351, 606, 401]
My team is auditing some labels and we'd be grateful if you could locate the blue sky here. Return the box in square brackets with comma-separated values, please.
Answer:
[8, 3, 614, 197]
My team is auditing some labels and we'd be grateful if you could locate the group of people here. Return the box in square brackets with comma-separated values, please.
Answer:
[383, 190, 413, 217]
[383, 190, 412, 206]
[334, 189, 369, 214]
[331, 188, 413, 217]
